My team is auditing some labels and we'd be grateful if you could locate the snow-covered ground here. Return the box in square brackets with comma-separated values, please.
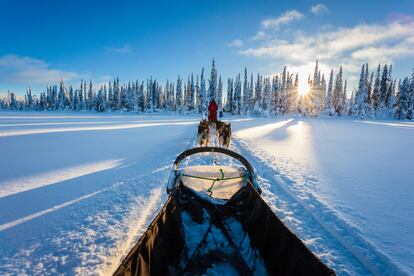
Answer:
[0, 112, 412, 275]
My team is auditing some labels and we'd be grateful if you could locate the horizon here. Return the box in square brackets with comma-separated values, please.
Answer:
[1, 0, 414, 96]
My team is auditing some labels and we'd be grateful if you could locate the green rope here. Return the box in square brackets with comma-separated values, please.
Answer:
[181, 169, 246, 197]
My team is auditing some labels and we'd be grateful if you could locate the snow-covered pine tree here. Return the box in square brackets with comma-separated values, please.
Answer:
[52, 85, 59, 110]
[288, 73, 299, 113]
[170, 82, 175, 111]
[394, 77, 410, 119]
[226, 78, 233, 113]
[342, 80, 347, 115]
[348, 88, 355, 115]
[154, 80, 161, 109]
[72, 90, 78, 111]
[242, 68, 249, 114]
[285, 73, 294, 114]
[176, 75, 182, 113]
[57, 81, 66, 110]
[186, 73, 195, 112]
[8, 91, 17, 110]
[195, 75, 199, 111]
[333, 66, 344, 115]
[25, 88, 33, 110]
[272, 75, 279, 114]
[68, 86, 74, 110]
[217, 75, 223, 110]
[254, 74, 262, 114]
[233, 74, 242, 115]
[107, 81, 113, 110]
[113, 78, 120, 110]
[372, 64, 381, 112]
[354, 64, 369, 118]
[158, 84, 165, 109]
[123, 82, 133, 111]
[78, 84, 84, 110]
[326, 69, 334, 116]
[87, 81, 94, 110]
[279, 67, 287, 115]
[137, 81, 145, 112]
[146, 78, 153, 112]
[320, 74, 327, 112]
[96, 86, 106, 112]
[367, 72, 373, 106]
[164, 80, 170, 111]
[379, 64, 388, 112]
[385, 64, 393, 109]
[183, 79, 188, 111]
[208, 59, 217, 102]
[199, 68, 206, 114]
[407, 70, 414, 119]
[385, 79, 396, 117]
[263, 77, 271, 116]
[248, 73, 254, 113]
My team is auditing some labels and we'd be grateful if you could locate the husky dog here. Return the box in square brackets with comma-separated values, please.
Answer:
[216, 121, 231, 148]
[198, 119, 209, 147]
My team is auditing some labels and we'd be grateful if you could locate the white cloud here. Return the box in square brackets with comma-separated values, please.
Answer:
[241, 20, 414, 67]
[240, 18, 414, 89]
[261, 10, 304, 29]
[0, 54, 78, 85]
[106, 43, 132, 54]
[252, 31, 270, 41]
[227, 39, 243, 48]
[311, 4, 328, 15]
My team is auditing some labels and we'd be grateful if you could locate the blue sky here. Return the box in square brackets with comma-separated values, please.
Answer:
[1, 0, 413, 95]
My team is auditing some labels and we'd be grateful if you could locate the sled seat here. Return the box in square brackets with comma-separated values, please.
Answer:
[180, 165, 246, 200]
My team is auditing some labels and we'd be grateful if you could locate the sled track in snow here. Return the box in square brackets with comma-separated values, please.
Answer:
[231, 136, 406, 275]
[104, 135, 199, 274]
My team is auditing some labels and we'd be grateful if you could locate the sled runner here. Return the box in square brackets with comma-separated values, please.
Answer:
[114, 147, 335, 276]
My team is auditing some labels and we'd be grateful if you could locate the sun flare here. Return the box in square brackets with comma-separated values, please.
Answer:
[298, 80, 310, 96]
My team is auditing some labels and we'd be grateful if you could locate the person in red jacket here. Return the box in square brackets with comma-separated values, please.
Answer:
[208, 99, 218, 122]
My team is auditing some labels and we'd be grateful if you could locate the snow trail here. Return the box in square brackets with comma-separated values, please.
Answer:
[231, 136, 407, 275]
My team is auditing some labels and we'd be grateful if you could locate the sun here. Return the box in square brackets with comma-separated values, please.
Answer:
[298, 80, 310, 96]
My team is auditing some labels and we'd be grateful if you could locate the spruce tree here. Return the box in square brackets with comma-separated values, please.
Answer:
[254, 74, 262, 113]
[385, 64, 393, 109]
[372, 64, 381, 111]
[199, 68, 206, 114]
[243, 68, 249, 114]
[354, 64, 368, 118]
[208, 59, 217, 101]
[263, 77, 271, 115]
[380, 64, 388, 107]
[186, 73, 195, 111]
[395, 77, 410, 119]
[233, 74, 242, 115]
[226, 78, 233, 113]
[326, 69, 334, 116]
[217, 75, 223, 110]
[333, 66, 343, 115]
[176, 76, 182, 113]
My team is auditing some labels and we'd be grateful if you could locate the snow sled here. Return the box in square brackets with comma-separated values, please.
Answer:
[114, 147, 335, 276]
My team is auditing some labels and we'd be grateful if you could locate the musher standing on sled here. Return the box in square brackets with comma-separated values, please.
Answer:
[208, 99, 218, 122]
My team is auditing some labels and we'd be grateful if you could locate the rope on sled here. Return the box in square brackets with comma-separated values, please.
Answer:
[181, 168, 246, 197]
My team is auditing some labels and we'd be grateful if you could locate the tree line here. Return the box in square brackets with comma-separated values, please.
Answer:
[1, 60, 413, 120]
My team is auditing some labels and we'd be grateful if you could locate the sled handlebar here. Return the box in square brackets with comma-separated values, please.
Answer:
[173, 147, 255, 181]
[168, 147, 261, 194]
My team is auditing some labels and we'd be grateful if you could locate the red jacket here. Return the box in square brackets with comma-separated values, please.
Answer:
[208, 101, 218, 122]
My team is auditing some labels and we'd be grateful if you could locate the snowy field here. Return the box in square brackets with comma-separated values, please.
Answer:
[0, 112, 412, 275]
